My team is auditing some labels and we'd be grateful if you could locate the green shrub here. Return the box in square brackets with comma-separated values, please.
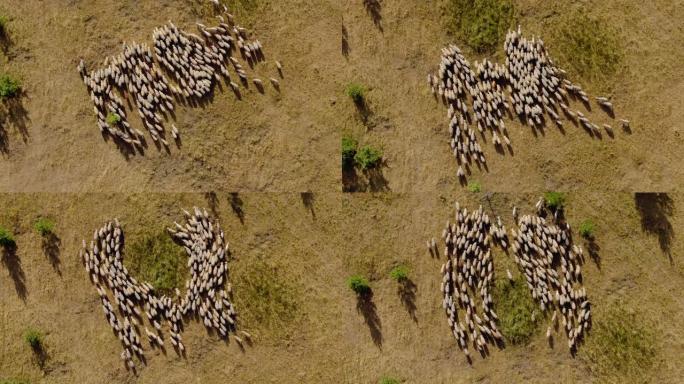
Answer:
[345, 82, 366, 104]
[0, 75, 21, 99]
[127, 231, 187, 295]
[354, 146, 382, 170]
[34, 218, 55, 236]
[389, 265, 409, 282]
[552, 9, 622, 90]
[579, 219, 596, 239]
[23, 328, 43, 350]
[444, 0, 514, 52]
[0, 226, 15, 247]
[106, 112, 121, 126]
[0, 15, 8, 35]
[342, 136, 358, 168]
[493, 277, 539, 344]
[347, 275, 371, 295]
[581, 304, 657, 381]
[0, 379, 30, 384]
[379, 378, 400, 384]
[544, 192, 566, 210]
[467, 181, 482, 193]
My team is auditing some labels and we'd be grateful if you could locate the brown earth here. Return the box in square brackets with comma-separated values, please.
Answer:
[1, 192, 682, 383]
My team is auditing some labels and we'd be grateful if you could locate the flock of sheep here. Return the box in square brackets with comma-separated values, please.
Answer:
[431, 200, 591, 362]
[80, 208, 247, 370]
[77, 6, 281, 150]
[428, 27, 630, 180]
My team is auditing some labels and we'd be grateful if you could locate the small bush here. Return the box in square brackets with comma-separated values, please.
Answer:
[493, 277, 539, 344]
[552, 9, 622, 90]
[379, 378, 400, 384]
[581, 304, 657, 381]
[0, 226, 15, 247]
[544, 192, 566, 210]
[127, 231, 187, 295]
[0, 75, 21, 99]
[444, 0, 515, 52]
[23, 328, 43, 350]
[354, 146, 383, 170]
[467, 181, 482, 193]
[34, 218, 55, 236]
[106, 112, 121, 126]
[389, 265, 409, 282]
[579, 219, 596, 239]
[0, 15, 8, 35]
[345, 82, 366, 104]
[347, 275, 371, 295]
[342, 136, 358, 168]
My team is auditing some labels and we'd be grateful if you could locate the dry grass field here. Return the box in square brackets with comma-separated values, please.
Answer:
[0, 192, 682, 383]
[0, 0, 682, 383]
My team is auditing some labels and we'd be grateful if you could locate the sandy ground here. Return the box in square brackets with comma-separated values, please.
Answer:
[0, 192, 682, 383]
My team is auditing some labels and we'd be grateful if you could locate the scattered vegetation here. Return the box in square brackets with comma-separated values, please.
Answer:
[342, 135, 358, 168]
[544, 192, 566, 210]
[0, 379, 30, 384]
[345, 82, 366, 104]
[444, 0, 515, 52]
[389, 265, 409, 282]
[354, 145, 383, 170]
[552, 9, 623, 90]
[0, 225, 15, 247]
[579, 219, 596, 239]
[23, 328, 43, 351]
[0, 75, 21, 99]
[379, 377, 400, 384]
[105, 112, 121, 126]
[467, 181, 482, 193]
[348, 275, 371, 295]
[0, 15, 8, 36]
[33, 218, 55, 236]
[233, 259, 299, 336]
[493, 277, 539, 344]
[581, 304, 657, 381]
[127, 231, 187, 295]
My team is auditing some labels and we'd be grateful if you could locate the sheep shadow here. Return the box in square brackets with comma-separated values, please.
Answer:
[204, 191, 220, 218]
[1, 243, 27, 301]
[397, 278, 418, 322]
[635, 193, 674, 265]
[41, 233, 62, 275]
[356, 290, 382, 348]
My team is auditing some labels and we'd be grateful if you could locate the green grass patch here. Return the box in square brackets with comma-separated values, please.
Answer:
[233, 259, 300, 337]
[493, 277, 539, 344]
[544, 192, 566, 211]
[105, 112, 121, 126]
[347, 274, 371, 295]
[579, 219, 596, 239]
[23, 328, 43, 350]
[0, 379, 30, 384]
[0, 15, 8, 36]
[345, 82, 366, 104]
[0, 225, 15, 247]
[354, 145, 383, 170]
[126, 230, 187, 295]
[581, 304, 657, 382]
[467, 181, 482, 193]
[379, 377, 400, 384]
[342, 135, 358, 169]
[33, 218, 55, 236]
[389, 265, 409, 282]
[444, 0, 514, 53]
[551, 9, 623, 91]
[0, 75, 21, 99]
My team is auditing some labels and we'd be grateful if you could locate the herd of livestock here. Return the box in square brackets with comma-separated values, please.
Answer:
[77, 6, 280, 150]
[80, 208, 247, 371]
[432, 200, 591, 362]
[428, 27, 630, 180]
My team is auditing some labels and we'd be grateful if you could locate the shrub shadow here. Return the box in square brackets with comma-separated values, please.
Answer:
[229, 193, 245, 225]
[635, 193, 674, 264]
[356, 290, 382, 348]
[300, 192, 315, 219]
[398, 278, 418, 322]
[1, 243, 27, 301]
[363, 0, 383, 31]
[41, 233, 62, 275]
